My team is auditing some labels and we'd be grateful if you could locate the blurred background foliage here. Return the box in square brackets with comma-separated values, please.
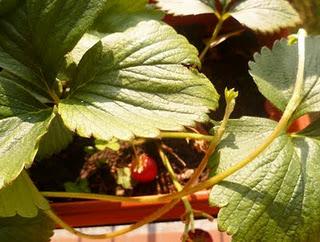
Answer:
[291, 0, 320, 34]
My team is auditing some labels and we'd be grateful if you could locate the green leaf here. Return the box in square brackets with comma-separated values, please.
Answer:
[0, 71, 51, 104]
[65, 1, 165, 71]
[249, 37, 320, 120]
[67, 33, 101, 66]
[59, 20, 219, 141]
[209, 117, 320, 242]
[36, 114, 73, 160]
[0, 0, 107, 89]
[64, 179, 91, 193]
[95, 138, 120, 151]
[0, 171, 49, 217]
[93, 0, 164, 34]
[0, 211, 54, 242]
[154, 0, 215, 16]
[0, 7, 51, 99]
[26, 0, 107, 82]
[57, 33, 101, 84]
[0, 74, 54, 189]
[117, 167, 132, 189]
[0, 45, 38, 84]
[229, 0, 301, 33]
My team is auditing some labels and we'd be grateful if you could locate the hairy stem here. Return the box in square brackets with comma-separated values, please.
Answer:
[159, 132, 214, 141]
[186, 88, 237, 187]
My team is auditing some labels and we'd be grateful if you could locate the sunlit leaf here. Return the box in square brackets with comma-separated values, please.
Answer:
[59, 20, 219, 141]
[209, 117, 320, 242]
[229, 0, 301, 32]
[155, 0, 215, 16]
[250, 37, 320, 119]
[0, 74, 54, 189]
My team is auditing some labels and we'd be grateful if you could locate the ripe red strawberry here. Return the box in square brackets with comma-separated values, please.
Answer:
[130, 153, 158, 183]
[187, 229, 213, 242]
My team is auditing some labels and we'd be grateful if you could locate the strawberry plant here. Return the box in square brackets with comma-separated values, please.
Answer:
[1, 0, 320, 242]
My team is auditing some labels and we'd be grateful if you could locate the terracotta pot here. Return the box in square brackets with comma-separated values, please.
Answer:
[264, 101, 311, 132]
[51, 191, 218, 228]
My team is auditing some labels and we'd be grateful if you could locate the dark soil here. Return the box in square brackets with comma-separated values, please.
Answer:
[30, 19, 282, 201]
[30, 137, 207, 200]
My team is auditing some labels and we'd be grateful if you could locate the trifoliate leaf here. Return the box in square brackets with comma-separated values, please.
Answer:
[155, 0, 215, 16]
[209, 117, 320, 242]
[250, 37, 320, 120]
[0, 74, 54, 190]
[0, 211, 54, 242]
[0, 171, 49, 217]
[59, 20, 219, 141]
[93, 0, 164, 34]
[36, 114, 73, 160]
[229, 0, 301, 33]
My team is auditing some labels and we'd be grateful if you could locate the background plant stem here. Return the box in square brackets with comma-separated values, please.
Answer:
[198, 16, 225, 62]
[159, 148, 195, 241]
